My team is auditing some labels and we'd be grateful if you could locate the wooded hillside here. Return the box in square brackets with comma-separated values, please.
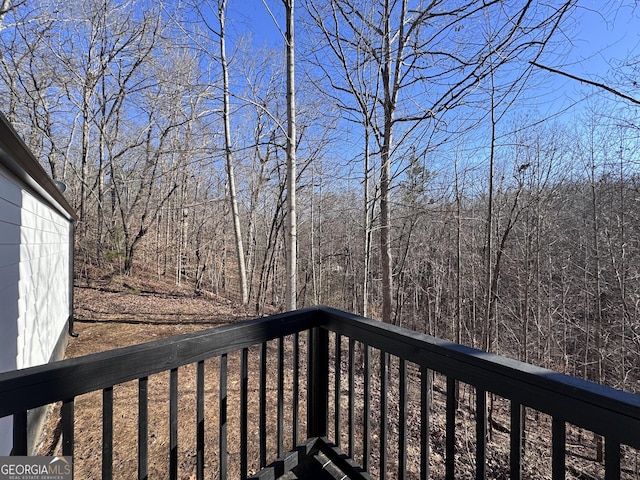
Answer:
[1, 0, 639, 393]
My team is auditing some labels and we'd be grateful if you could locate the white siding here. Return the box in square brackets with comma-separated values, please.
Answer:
[0, 170, 70, 373]
[0, 166, 71, 454]
[15, 185, 70, 369]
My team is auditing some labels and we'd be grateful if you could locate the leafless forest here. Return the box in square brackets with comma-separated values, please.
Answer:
[1, 0, 640, 395]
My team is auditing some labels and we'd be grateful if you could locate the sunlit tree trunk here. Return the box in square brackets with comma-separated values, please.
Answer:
[284, 0, 297, 311]
[218, 0, 248, 305]
[362, 122, 373, 318]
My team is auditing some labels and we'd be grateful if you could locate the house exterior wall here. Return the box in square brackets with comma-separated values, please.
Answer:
[0, 165, 73, 455]
[0, 115, 76, 456]
[15, 176, 71, 370]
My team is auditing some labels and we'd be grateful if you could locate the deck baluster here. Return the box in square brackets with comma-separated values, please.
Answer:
[475, 388, 487, 480]
[61, 398, 74, 457]
[348, 337, 355, 459]
[259, 341, 267, 467]
[240, 348, 248, 479]
[363, 344, 371, 472]
[292, 332, 299, 446]
[169, 368, 178, 480]
[11, 411, 27, 456]
[138, 377, 148, 480]
[605, 438, 621, 480]
[277, 337, 284, 457]
[102, 386, 113, 480]
[219, 355, 227, 479]
[552, 417, 566, 480]
[398, 359, 407, 479]
[335, 333, 342, 449]
[446, 376, 456, 480]
[196, 360, 205, 480]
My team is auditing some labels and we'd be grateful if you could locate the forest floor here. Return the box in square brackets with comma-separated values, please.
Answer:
[33, 268, 637, 479]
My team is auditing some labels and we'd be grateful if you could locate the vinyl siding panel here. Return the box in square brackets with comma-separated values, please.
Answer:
[0, 167, 72, 455]
[15, 187, 70, 370]
[0, 166, 71, 374]
[0, 194, 21, 226]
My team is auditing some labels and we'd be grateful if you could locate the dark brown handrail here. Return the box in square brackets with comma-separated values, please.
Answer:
[0, 308, 320, 418]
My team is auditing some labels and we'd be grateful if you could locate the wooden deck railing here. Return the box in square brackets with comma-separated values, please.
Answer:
[1, 306, 639, 479]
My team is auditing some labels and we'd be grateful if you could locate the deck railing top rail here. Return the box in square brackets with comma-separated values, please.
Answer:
[0, 308, 320, 418]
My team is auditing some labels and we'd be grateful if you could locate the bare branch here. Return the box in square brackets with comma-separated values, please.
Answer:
[531, 61, 640, 106]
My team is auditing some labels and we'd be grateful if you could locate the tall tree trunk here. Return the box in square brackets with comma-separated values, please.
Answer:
[284, 0, 297, 311]
[362, 122, 372, 318]
[589, 160, 604, 462]
[484, 78, 496, 352]
[219, 0, 248, 305]
[454, 161, 462, 346]
[379, 0, 396, 324]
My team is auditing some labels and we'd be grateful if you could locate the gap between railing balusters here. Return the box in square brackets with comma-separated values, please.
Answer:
[420, 366, 430, 480]
[277, 336, 284, 458]
[240, 348, 248, 479]
[259, 341, 267, 468]
[380, 351, 388, 480]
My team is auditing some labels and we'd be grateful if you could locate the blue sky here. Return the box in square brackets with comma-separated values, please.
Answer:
[228, 0, 286, 47]
[228, 0, 639, 103]
[573, 1, 639, 66]
[567, 2, 639, 95]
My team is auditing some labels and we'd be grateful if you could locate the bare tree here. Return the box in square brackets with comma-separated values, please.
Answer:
[306, 0, 575, 323]
[305, 0, 379, 316]
[284, 0, 298, 311]
[217, 0, 249, 304]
